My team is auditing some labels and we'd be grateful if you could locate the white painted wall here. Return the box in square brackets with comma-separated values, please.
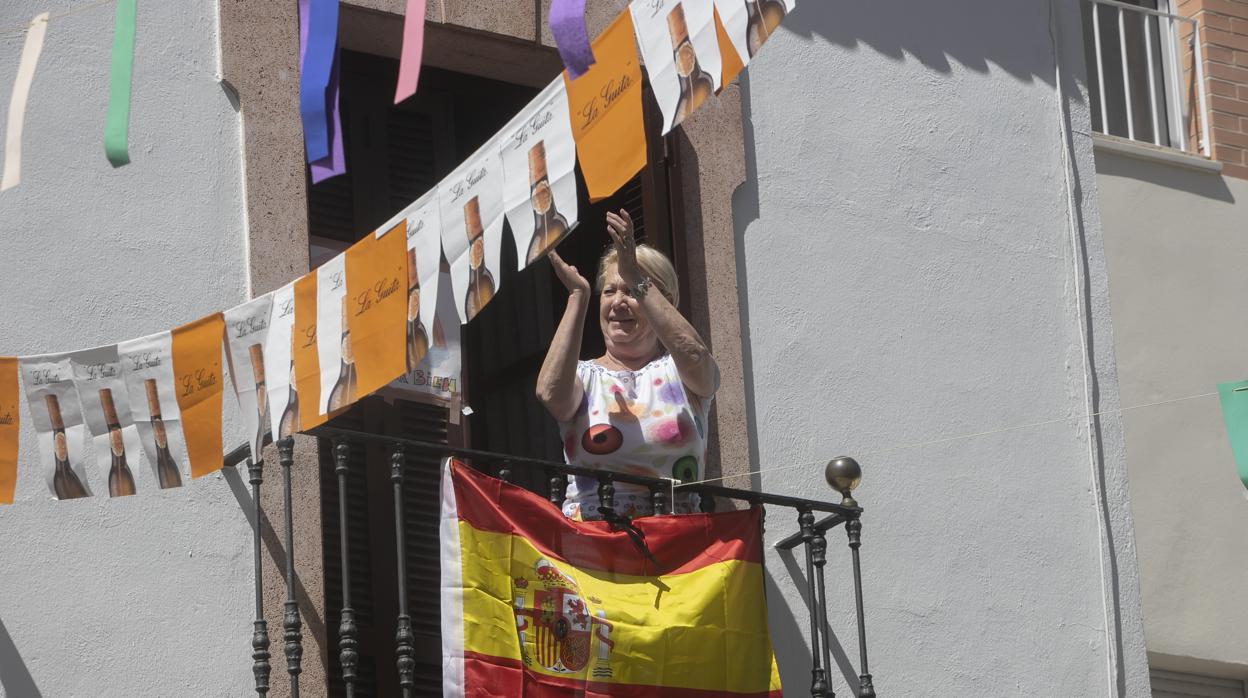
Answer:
[732, 1, 1150, 695]
[1096, 146, 1248, 677]
[0, 1, 251, 695]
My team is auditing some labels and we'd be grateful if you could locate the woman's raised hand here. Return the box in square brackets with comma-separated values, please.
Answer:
[605, 209, 642, 283]
[548, 250, 591, 297]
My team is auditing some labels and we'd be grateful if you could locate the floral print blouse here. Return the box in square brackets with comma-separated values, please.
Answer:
[558, 354, 712, 519]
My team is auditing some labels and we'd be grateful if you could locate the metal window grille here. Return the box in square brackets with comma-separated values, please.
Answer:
[1080, 0, 1211, 156]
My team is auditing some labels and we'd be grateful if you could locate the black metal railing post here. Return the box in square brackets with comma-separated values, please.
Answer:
[650, 483, 668, 516]
[847, 517, 876, 697]
[278, 437, 303, 698]
[392, 445, 416, 698]
[248, 456, 271, 696]
[547, 468, 564, 508]
[799, 508, 829, 698]
[597, 473, 615, 512]
[812, 527, 835, 698]
[333, 441, 358, 697]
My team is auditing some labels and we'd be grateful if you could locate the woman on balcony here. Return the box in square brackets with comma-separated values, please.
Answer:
[536, 210, 719, 520]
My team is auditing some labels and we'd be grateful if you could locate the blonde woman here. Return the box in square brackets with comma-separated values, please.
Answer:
[536, 209, 719, 519]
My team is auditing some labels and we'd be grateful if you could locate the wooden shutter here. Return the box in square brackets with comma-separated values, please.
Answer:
[310, 48, 683, 697]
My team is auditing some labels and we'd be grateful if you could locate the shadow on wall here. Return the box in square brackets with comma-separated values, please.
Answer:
[0, 618, 42, 697]
[783, 0, 1066, 87]
[1094, 151, 1236, 203]
[766, 550, 862, 696]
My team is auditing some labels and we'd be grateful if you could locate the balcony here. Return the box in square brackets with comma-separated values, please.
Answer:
[227, 425, 877, 697]
[1081, 0, 1211, 156]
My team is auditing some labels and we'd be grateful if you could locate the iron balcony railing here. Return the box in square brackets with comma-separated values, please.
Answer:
[1082, 0, 1210, 156]
[229, 428, 878, 698]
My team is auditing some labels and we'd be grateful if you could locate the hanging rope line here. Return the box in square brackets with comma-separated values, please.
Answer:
[677, 389, 1220, 488]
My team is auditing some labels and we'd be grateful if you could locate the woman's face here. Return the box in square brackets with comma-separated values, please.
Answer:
[599, 263, 658, 356]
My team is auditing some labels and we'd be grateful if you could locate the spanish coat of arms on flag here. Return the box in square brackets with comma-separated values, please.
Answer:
[439, 459, 784, 697]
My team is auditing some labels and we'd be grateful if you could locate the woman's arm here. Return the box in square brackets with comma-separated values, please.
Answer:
[607, 211, 720, 397]
[536, 251, 589, 423]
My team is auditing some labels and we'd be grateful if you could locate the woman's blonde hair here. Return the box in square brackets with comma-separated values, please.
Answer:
[596, 244, 679, 307]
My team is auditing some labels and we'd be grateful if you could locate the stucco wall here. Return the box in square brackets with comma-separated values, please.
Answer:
[1096, 146, 1248, 676]
[737, 1, 1150, 695]
[0, 1, 251, 695]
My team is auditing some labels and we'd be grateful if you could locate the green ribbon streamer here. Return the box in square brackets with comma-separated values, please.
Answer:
[1217, 380, 1248, 491]
[104, 0, 137, 167]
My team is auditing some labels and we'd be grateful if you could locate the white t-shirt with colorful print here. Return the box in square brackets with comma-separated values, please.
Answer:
[558, 354, 712, 519]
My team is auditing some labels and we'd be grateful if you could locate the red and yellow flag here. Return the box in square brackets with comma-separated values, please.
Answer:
[440, 461, 783, 697]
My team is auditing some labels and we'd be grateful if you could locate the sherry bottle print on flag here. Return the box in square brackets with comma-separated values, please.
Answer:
[20, 355, 93, 500]
[69, 345, 143, 497]
[631, 0, 722, 134]
[224, 293, 274, 461]
[440, 137, 506, 323]
[500, 78, 579, 268]
[712, 0, 792, 70]
[117, 327, 197, 488]
[375, 188, 441, 374]
[316, 253, 355, 414]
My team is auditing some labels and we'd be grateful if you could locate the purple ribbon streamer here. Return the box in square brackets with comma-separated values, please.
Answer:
[299, 0, 345, 181]
[550, 0, 595, 79]
[298, 0, 340, 165]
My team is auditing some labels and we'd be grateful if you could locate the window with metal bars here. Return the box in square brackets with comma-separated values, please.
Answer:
[307, 49, 682, 697]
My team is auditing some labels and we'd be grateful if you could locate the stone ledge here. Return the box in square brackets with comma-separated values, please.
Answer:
[1092, 133, 1225, 174]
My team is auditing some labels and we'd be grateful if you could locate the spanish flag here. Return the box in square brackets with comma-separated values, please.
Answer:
[440, 460, 783, 697]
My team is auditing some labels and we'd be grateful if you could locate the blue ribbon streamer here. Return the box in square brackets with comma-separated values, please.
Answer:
[299, 0, 339, 163]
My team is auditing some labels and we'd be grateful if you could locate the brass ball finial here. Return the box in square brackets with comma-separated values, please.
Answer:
[825, 457, 862, 507]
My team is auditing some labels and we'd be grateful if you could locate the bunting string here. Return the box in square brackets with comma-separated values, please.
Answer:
[677, 390, 1222, 488]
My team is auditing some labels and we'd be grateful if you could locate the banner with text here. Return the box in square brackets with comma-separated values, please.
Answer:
[224, 294, 274, 462]
[379, 189, 442, 374]
[631, 0, 722, 134]
[117, 331, 188, 490]
[20, 355, 93, 500]
[501, 78, 580, 268]
[440, 143, 505, 323]
[348, 223, 408, 399]
[70, 345, 143, 497]
[386, 268, 462, 403]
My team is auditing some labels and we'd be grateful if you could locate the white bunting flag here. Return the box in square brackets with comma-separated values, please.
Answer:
[631, 0, 722, 134]
[70, 345, 143, 497]
[500, 78, 580, 269]
[117, 332, 189, 489]
[224, 293, 274, 462]
[439, 140, 505, 324]
[378, 189, 442, 373]
[264, 282, 299, 441]
[19, 355, 94, 499]
[316, 253, 352, 415]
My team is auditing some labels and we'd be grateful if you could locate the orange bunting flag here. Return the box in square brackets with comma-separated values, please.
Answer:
[439, 461, 784, 697]
[171, 313, 225, 479]
[0, 357, 18, 504]
[564, 11, 647, 201]
[714, 6, 746, 89]
[347, 223, 408, 398]
[294, 271, 330, 431]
